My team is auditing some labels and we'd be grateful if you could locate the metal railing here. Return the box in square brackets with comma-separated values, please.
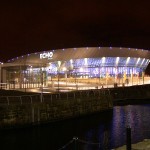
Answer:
[0, 89, 112, 105]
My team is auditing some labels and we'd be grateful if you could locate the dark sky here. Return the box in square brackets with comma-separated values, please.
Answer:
[1, 0, 150, 62]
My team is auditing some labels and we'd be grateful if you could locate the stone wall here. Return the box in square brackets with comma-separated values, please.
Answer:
[0, 90, 113, 129]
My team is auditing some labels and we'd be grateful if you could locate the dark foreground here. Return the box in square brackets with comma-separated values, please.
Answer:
[0, 104, 150, 150]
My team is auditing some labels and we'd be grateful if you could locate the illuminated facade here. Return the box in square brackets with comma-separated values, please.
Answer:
[1, 47, 150, 89]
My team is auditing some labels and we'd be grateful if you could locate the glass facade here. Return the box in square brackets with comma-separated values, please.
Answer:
[2, 47, 150, 90]
[44, 57, 149, 78]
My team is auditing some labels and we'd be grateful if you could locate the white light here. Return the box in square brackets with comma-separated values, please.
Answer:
[30, 68, 33, 72]
[80, 67, 83, 72]
[70, 59, 73, 64]
[146, 59, 149, 65]
[63, 67, 67, 71]
[116, 57, 120, 65]
[126, 57, 130, 65]
[140, 58, 145, 66]
[58, 61, 61, 67]
[136, 58, 140, 65]
[84, 58, 88, 65]
[102, 57, 105, 63]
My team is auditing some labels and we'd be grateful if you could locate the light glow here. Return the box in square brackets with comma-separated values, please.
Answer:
[116, 57, 120, 65]
[126, 57, 130, 65]
[136, 58, 140, 65]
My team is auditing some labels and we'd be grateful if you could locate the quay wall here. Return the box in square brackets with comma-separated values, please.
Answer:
[0, 90, 113, 129]
[1, 84, 150, 129]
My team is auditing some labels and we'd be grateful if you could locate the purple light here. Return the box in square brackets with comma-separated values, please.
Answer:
[98, 47, 101, 49]
[110, 47, 112, 49]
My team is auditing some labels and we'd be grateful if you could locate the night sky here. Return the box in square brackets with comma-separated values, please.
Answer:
[1, 0, 150, 62]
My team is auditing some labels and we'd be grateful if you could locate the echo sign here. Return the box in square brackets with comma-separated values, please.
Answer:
[40, 52, 53, 59]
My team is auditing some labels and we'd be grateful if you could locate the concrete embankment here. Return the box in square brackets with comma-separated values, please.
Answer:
[0, 84, 150, 129]
[110, 84, 150, 105]
[0, 89, 113, 129]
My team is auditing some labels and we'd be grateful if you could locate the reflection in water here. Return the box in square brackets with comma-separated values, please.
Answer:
[0, 104, 150, 150]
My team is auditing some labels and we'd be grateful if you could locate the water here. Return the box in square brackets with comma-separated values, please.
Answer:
[1, 104, 150, 150]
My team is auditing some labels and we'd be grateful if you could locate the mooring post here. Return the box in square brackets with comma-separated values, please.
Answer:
[73, 137, 78, 150]
[126, 127, 131, 150]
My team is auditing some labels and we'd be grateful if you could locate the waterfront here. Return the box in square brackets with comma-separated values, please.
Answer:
[1, 104, 150, 150]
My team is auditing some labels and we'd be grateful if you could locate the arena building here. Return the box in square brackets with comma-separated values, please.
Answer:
[0, 47, 150, 90]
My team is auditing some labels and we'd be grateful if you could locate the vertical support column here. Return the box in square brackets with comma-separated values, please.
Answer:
[2, 69, 7, 83]
[131, 68, 133, 86]
[19, 66, 22, 89]
[99, 66, 101, 84]
[142, 71, 145, 85]
[123, 71, 126, 85]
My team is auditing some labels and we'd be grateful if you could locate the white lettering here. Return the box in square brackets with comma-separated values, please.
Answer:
[40, 52, 53, 59]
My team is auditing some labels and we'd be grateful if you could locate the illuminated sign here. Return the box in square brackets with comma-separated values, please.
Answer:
[40, 52, 53, 59]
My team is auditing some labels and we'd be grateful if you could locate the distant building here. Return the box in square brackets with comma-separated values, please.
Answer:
[0, 47, 150, 89]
